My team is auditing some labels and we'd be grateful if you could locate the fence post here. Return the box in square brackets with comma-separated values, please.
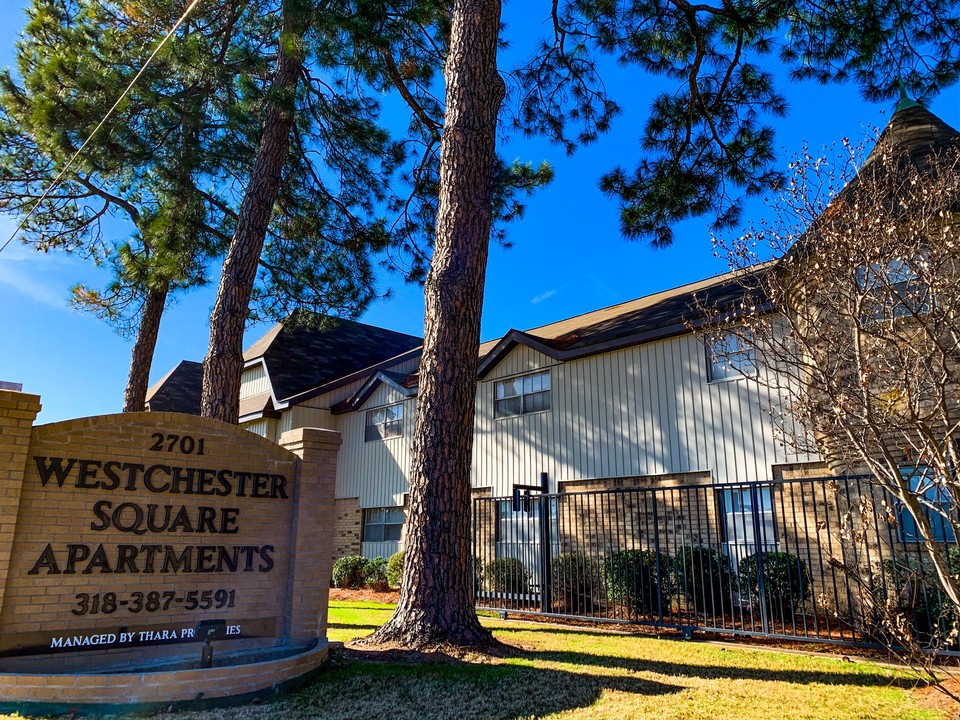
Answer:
[539, 472, 552, 614]
[749, 483, 769, 635]
[652, 494, 664, 623]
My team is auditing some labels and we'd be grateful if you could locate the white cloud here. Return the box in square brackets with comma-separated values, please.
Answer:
[0, 241, 74, 311]
[531, 288, 558, 304]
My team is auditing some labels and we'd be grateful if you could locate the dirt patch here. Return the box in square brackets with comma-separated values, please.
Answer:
[330, 587, 399, 604]
[914, 677, 960, 719]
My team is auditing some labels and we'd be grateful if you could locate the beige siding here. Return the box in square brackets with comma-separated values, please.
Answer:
[322, 337, 818, 507]
[240, 364, 270, 398]
[278, 405, 334, 435]
[470, 335, 817, 496]
[361, 541, 401, 560]
[335, 394, 414, 506]
[367, 383, 410, 408]
[243, 418, 278, 443]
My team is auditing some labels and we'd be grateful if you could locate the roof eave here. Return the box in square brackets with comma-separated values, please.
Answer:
[281, 346, 424, 408]
[332, 371, 418, 415]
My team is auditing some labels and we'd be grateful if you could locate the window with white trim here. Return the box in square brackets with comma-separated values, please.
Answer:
[707, 329, 756, 382]
[363, 507, 404, 542]
[364, 403, 404, 442]
[494, 370, 551, 418]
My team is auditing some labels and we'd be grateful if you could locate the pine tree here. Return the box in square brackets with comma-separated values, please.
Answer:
[0, 0, 271, 410]
[199, 0, 551, 422]
[369, 0, 960, 649]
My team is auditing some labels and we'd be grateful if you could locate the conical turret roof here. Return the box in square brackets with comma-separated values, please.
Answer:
[780, 101, 960, 265]
[860, 103, 960, 175]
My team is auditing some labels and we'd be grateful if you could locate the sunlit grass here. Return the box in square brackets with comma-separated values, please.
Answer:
[4, 600, 946, 720]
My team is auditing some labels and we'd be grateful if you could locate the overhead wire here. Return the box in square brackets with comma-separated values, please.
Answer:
[0, 0, 205, 257]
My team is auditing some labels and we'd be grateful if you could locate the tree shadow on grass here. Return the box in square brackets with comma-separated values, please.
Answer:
[517, 646, 917, 690]
[272, 648, 681, 720]
[328, 622, 384, 632]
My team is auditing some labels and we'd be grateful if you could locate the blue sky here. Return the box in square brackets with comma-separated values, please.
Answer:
[0, 1, 957, 423]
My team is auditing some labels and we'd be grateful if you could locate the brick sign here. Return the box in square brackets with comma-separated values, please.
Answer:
[0, 412, 303, 663]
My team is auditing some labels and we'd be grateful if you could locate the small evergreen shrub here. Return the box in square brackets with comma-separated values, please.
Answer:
[603, 549, 669, 618]
[740, 551, 811, 616]
[552, 552, 600, 613]
[386, 551, 405, 589]
[473, 557, 484, 593]
[365, 556, 389, 592]
[485, 557, 529, 595]
[674, 545, 735, 616]
[332, 555, 369, 589]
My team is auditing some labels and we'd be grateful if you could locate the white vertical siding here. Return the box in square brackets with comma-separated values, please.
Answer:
[469, 334, 817, 497]
[335, 391, 414, 506]
[296, 335, 817, 507]
[239, 364, 270, 398]
[243, 418, 278, 443]
[278, 405, 335, 435]
[361, 541, 401, 560]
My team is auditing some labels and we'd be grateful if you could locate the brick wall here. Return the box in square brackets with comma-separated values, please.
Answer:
[333, 497, 362, 561]
[280, 428, 339, 642]
[0, 642, 328, 710]
[0, 391, 41, 624]
[557, 472, 717, 556]
[0, 390, 341, 694]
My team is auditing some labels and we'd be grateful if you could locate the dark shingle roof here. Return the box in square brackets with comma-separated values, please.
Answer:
[248, 316, 423, 402]
[862, 104, 960, 174]
[476, 268, 764, 377]
[789, 103, 960, 262]
[145, 361, 203, 414]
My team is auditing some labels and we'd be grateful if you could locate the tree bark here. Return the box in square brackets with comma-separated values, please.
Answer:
[123, 285, 167, 413]
[200, 0, 307, 423]
[367, 0, 505, 649]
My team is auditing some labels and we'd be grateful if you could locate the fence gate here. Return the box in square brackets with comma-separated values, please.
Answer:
[473, 477, 960, 655]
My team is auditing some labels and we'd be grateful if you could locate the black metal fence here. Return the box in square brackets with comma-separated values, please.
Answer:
[473, 476, 960, 654]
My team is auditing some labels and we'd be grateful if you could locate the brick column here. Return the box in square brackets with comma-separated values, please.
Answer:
[0, 389, 41, 617]
[279, 427, 341, 646]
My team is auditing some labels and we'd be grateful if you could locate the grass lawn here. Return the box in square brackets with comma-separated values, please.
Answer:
[3, 601, 949, 720]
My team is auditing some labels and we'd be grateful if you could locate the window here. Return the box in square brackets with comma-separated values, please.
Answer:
[897, 465, 956, 543]
[707, 329, 756, 382]
[363, 507, 404, 542]
[364, 403, 403, 442]
[719, 486, 778, 569]
[494, 370, 551, 418]
[856, 257, 930, 320]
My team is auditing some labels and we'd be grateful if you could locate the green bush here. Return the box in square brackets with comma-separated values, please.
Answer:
[485, 557, 529, 595]
[332, 555, 369, 589]
[365, 556, 389, 592]
[674, 545, 735, 616]
[473, 557, 484, 593]
[740, 551, 811, 616]
[552, 552, 600, 613]
[386, 551, 405, 589]
[603, 549, 669, 618]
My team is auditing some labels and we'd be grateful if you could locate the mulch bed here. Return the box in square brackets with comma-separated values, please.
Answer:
[330, 587, 399, 604]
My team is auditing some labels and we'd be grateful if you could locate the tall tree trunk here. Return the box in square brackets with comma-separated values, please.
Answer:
[200, 0, 308, 423]
[123, 285, 167, 412]
[368, 0, 504, 649]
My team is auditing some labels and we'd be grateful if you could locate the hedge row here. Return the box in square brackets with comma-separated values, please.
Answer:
[332, 551, 405, 591]
[334, 546, 813, 618]
[484, 547, 812, 616]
